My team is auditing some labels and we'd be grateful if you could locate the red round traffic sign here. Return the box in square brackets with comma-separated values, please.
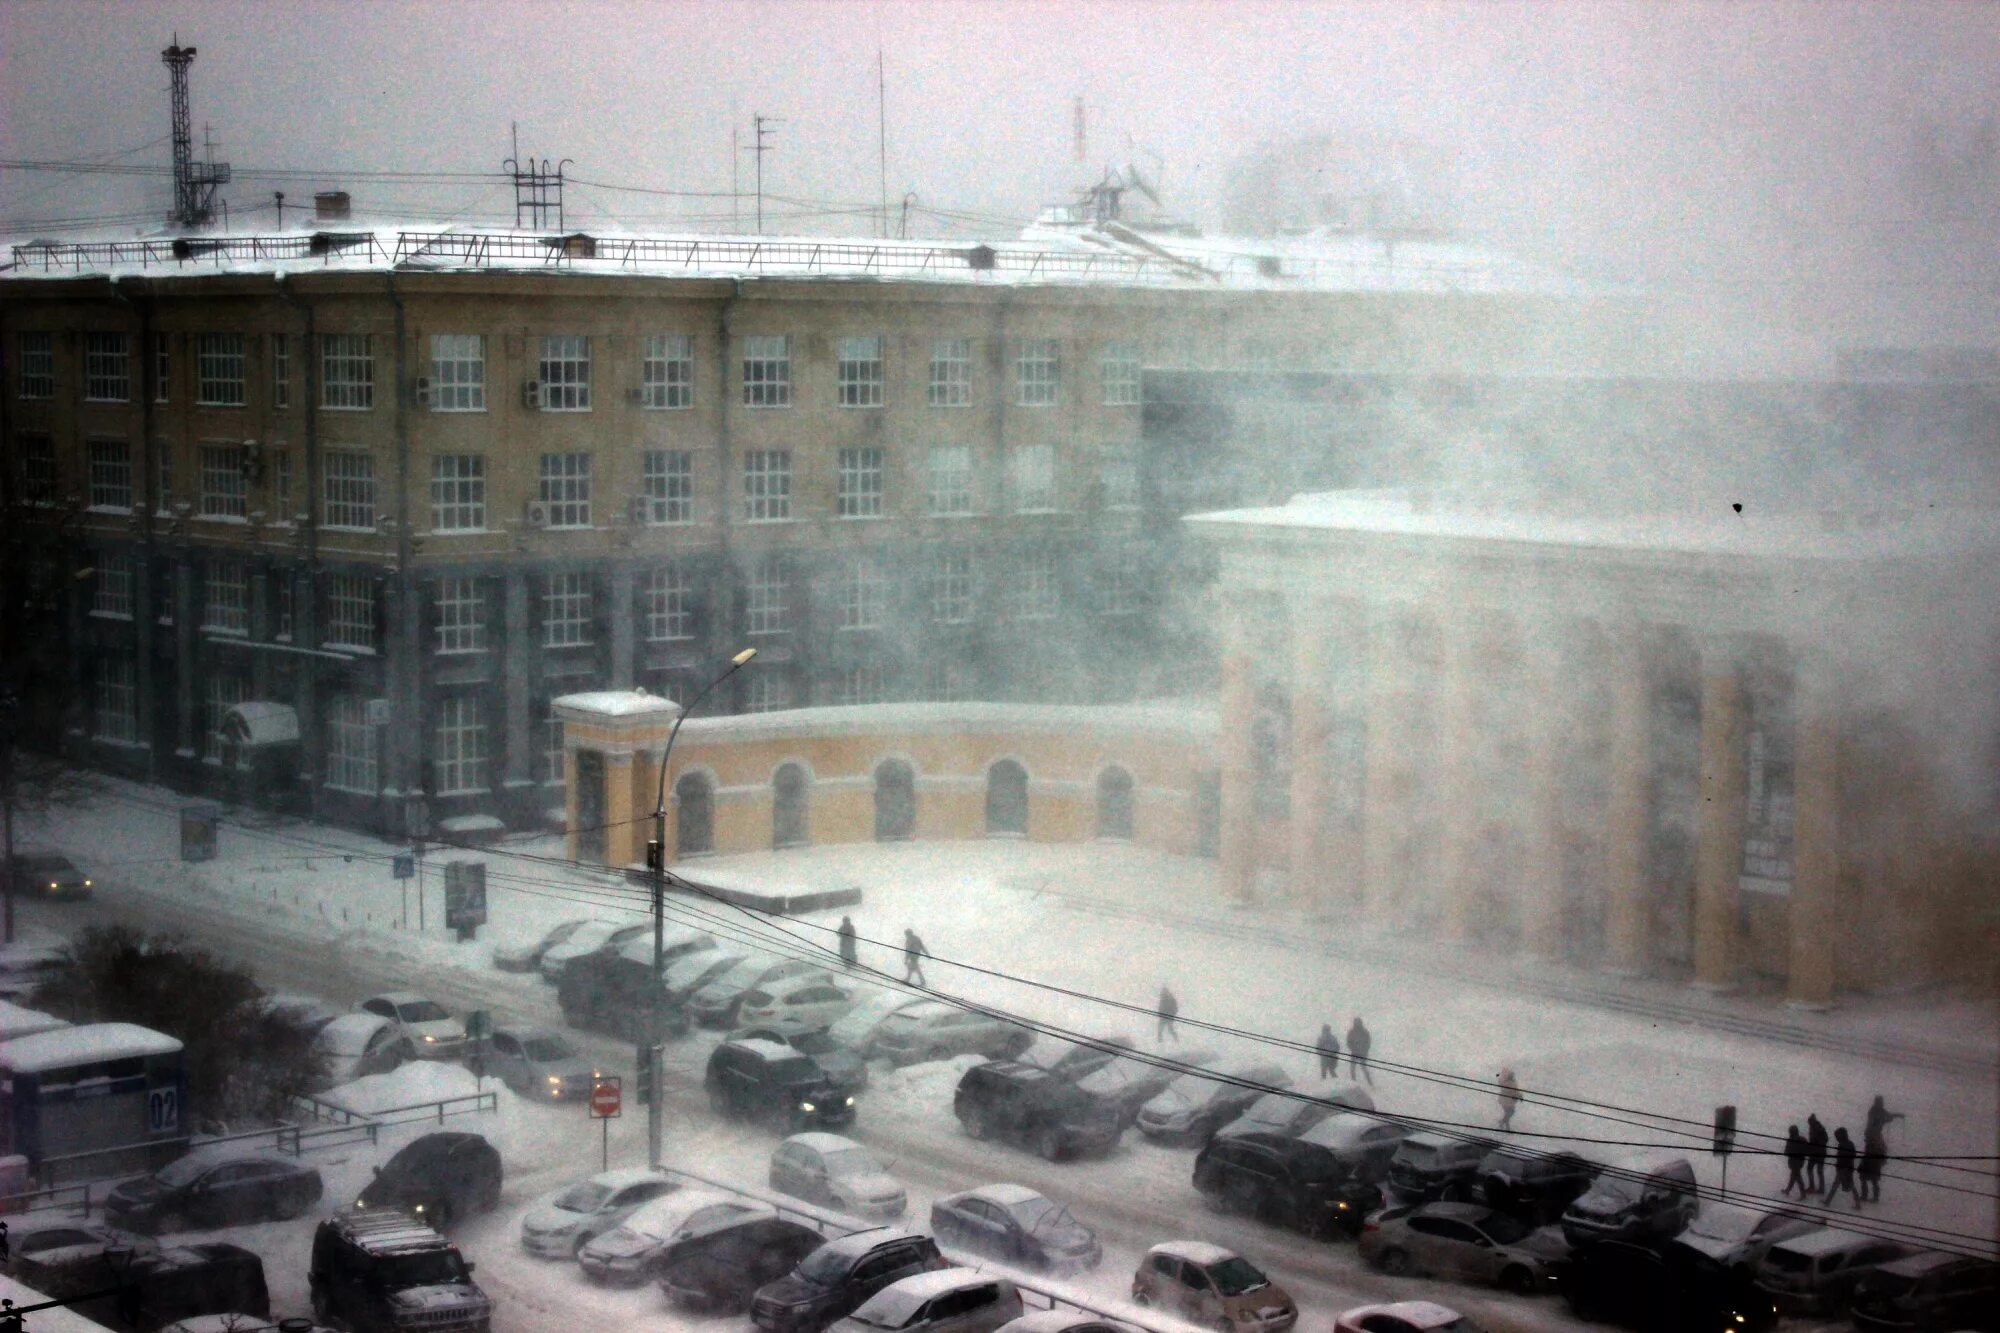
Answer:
[589, 1079, 621, 1117]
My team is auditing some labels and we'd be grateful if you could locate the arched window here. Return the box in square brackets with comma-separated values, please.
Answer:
[1096, 766, 1135, 841]
[674, 772, 713, 857]
[986, 759, 1028, 837]
[874, 760, 916, 841]
[773, 763, 810, 848]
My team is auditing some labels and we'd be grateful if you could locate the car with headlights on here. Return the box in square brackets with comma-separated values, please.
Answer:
[770, 1133, 906, 1221]
[356, 1132, 502, 1228]
[1130, 1242, 1296, 1333]
[707, 1038, 856, 1130]
[356, 992, 468, 1061]
[483, 1024, 598, 1101]
[104, 1149, 323, 1234]
[930, 1184, 1101, 1276]
[518, 1167, 677, 1257]
[1357, 1201, 1566, 1293]
[735, 1023, 869, 1095]
[751, 1228, 949, 1333]
[5, 850, 91, 901]
[492, 918, 591, 973]
[828, 1269, 1021, 1333]
[1136, 1059, 1292, 1146]
[578, 1188, 772, 1285]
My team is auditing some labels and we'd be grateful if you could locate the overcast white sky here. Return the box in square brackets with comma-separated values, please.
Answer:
[4, 1, 1997, 342]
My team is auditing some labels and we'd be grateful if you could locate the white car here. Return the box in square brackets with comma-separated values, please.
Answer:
[312, 1013, 404, 1086]
[769, 1132, 906, 1221]
[825, 989, 931, 1057]
[492, 918, 592, 973]
[538, 920, 647, 983]
[737, 973, 855, 1035]
[576, 1187, 773, 1285]
[356, 992, 467, 1060]
[830, 1270, 1022, 1333]
[519, 1167, 677, 1257]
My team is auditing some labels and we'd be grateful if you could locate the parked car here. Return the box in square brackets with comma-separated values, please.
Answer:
[1130, 1242, 1297, 1333]
[1561, 1239, 1746, 1332]
[1213, 1086, 1372, 1141]
[105, 1149, 323, 1233]
[1190, 1131, 1382, 1239]
[1331, 1303, 1485, 1333]
[872, 1000, 1035, 1067]
[825, 989, 933, 1057]
[751, 1228, 949, 1333]
[1008, 1034, 1133, 1081]
[482, 1024, 598, 1101]
[1667, 1201, 1817, 1277]
[492, 917, 591, 972]
[658, 1213, 827, 1314]
[538, 920, 649, 983]
[829, 1269, 1022, 1333]
[309, 1207, 491, 1333]
[264, 993, 343, 1040]
[578, 1188, 773, 1285]
[1293, 1111, 1407, 1178]
[355, 1132, 503, 1228]
[1384, 1132, 1495, 1204]
[356, 992, 468, 1061]
[557, 946, 693, 1044]
[736, 1023, 870, 1094]
[1356, 1201, 1565, 1293]
[1475, 1146, 1598, 1225]
[707, 1037, 856, 1129]
[739, 973, 857, 1035]
[953, 1060, 1123, 1161]
[693, 958, 837, 1029]
[1073, 1047, 1216, 1127]
[663, 946, 748, 1004]
[0, 1220, 154, 1293]
[0, 942, 70, 1002]
[930, 1184, 1101, 1276]
[76, 1243, 268, 1331]
[1753, 1227, 1912, 1318]
[4, 850, 91, 900]
[1136, 1060, 1293, 1146]
[770, 1133, 907, 1222]
[518, 1167, 677, 1257]
[998, 1317, 1141, 1333]
[312, 1013, 405, 1087]
[1559, 1153, 1698, 1247]
[1850, 1249, 2000, 1331]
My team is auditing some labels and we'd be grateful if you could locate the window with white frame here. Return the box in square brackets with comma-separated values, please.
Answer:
[642, 564, 696, 641]
[837, 557, 886, 631]
[272, 333, 290, 410]
[743, 450, 791, 522]
[429, 334, 485, 411]
[1016, 338, 1060, 406]
[1100, 341, 1141, 406]
[640, 450, 692, 524]
[322, 450, 376, 530]
[538, 334, 591, 410]
[837, 447, 884, 518]
[18, 332, 53, 399]
[836, 336, 884, 408]
[434, 577, 487, 654]
[746, 556, 789, 635]
[320, 333, 373, 409]
[201, 673, 250, 761]
[93, 657, 138, 744]
[429, 454, 486, 532]
[203, 559, 249, 635]
[274, 576, 293, 640]
[1103, 562, 1141, 615]
[744, 670, 792, 714]
[1100, 442, 1139, 508]
[538, 710, 565, 785]
[1010, 548, 1059, 620]
[927, 444, 973, 515]
[432, 695, 490, 794]
[85, 333, 131, 402]
[542, 572, 593, 647]
[196, 333, 248, 406]
[829, 665, 887, 706]
[924, 658, 972, 703]
[538, 452, 592, 528]
[323, 574, 377, 650]
[928, 337, 971, 407]
[741, 334, 792, 407]
[92, 556, 133, 618]
[154, 334, 171, 403]
[641, 334, 693, 409]
[324, 694, 378, 793]
[199, 444, 248, 519]
[1011, 443, 1056, 512]
[930, 550, 973, 624]
[87, 440, 133, 511]
[19, 434, 56, 503]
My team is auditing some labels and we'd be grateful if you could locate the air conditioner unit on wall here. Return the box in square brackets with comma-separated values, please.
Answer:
[524, 499, 551, 529]
[521, 379, 542, 409]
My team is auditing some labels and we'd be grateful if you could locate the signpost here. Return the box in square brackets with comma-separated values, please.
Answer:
[465, 1009, 491, 1086]
[589, 1077, 622, 1172]
[1713, 1104, 1738, 1199]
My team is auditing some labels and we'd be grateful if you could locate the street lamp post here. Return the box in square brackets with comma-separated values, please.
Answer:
[645, 647, 756, 1168]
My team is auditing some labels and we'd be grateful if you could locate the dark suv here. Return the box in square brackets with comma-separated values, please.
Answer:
[310, 1208, 492, 1333]
[657, 1214, 828, 1314]
[355, 1133, 503, 1228]
[1851, 1250, 2000, 1331]
[558, 948, 693, 1043]
[1191, 1131, 1382, 1239]
[954, 1061, 1123, 1161]
[1385, 1132, 1495, 1204]
[1477, 1146, 1598, 1224]
[707, 1038, 855, 1130]
[72, 1242, 268, 1331]
[751, 1228, 948, 1333]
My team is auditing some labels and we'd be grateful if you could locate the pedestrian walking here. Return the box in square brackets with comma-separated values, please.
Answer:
[1864, 1095, 1904, 1145]
[1346, 1016, 1374, 1085]
[1496, 1068, 1522, 1131]
[1781, 1125, 1809, 1197]
[836, 915, 858, 968]
[1858, 1139, 1886, 1203]
[902, 929, 928, 987]
[1806, 1113, 1829, 1193]
[1156, 986, 1180, 1043]
[1824, 1127, 1861, 1209]
[1315, 1024, 1340, 1079]
[0, 1220, 9, 1264]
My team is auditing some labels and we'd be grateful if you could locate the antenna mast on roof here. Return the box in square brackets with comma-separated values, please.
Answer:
[161, 37, 231, 230]
[751, 112, 784, 235]
[504, 124, 570, 231]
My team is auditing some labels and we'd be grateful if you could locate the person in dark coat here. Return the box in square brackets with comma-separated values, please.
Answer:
[1315, 1024, 1340, 1079]
[1806, 1113, 1830, 1193]
[1858, 1137, 1886, 1203]
[1346, 1016, 1374, 1085]
[836, 916, 858, 968]
[1864, 1095, 1904, 1145]
[1156, 986, 1179, 1042]
[902, 929, 928, 986]
[1496, 1068, 1522, 1131]
[1823, 1127, 1861, 1208]
[1781, 1125, 1809, 1197]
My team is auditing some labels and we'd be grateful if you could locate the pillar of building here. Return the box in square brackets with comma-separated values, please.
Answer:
[1601, 621, 1653, 974]
[609, 566, 635, 690]
[1692, 646, 1748, 990]
[383, 577, 421, 800]
[133, 553, 158, 767]
[502, 572, 533, 789]
[172, 557, 196, 757]
[1218, 612, 1259, 904]
[1358, 605, 1406, 922]
[1434, 608, 1485, 941]
[248, 568, 272, 697]
[1520, 625, 1569, 959]
[1787, 656, 1840, 1007]
[1288, 597, 1332, 910]
[602, 752, 637, 866]
[294, 569, 321, 808]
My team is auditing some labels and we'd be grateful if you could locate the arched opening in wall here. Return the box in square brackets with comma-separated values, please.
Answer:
[986, 760, 1029, 837]
[773, 763, 810, 848]
[1195, 770, 1221, 859]
[1096, 767, 1135, 841]
[874, 760, 916, 841]
[674, 773, 713, 857]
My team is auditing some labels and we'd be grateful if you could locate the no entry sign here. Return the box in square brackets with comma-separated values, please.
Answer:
[589, 1077, 622, 1119]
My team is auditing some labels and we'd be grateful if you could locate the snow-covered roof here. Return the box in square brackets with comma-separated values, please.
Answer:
[1149, 1240, 1237, 1266]
[315, 1012, 393, 1053]
[726, 1038, 802, 1061]
[586, 1166, 675, 1190]
[855, 1268, 1001, 1322]
[221, 702, 299, 745]
[553, 690, 680, 721]
[1770, 1227, 1871, 1258]
[1333, 1305, 1463, 1331]
[0, 999, 70, 1041]
[998, 1313, 1133, 1333]
[0, 1021, 182, 1072]
[438, 813, 504, 835]
[784, 1131, 863, 1155]
[626, 1187, 767, 1239]
[962, 1183, 1045, 1208]
[677, 699, 1216, 746]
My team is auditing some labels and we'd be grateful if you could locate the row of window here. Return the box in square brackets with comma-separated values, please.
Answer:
[16, 330, 1143, 411]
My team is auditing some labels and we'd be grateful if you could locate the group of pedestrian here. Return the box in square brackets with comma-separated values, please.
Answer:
[1783, 1097, 1903, 1209]
[1314, 1017, 1375, 1084]
[833, 916, 930, 988]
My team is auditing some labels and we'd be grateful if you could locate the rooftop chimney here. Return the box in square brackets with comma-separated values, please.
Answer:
[314, 191, 352, 222]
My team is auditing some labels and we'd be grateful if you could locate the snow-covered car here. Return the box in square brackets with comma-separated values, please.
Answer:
[1130, 1242, 1296, 1333]
[735, 1024, 869, 1094]
[997, 1316, 1142, 1333]
[538, 920, 648, 983]
[930, 1184, 1101, 1276]
[738, 973, 856, 1035]
[483, 1024, 598, 1101]
[0, 942, 69, 1003]
[1136, 1060, 1293, 1146]
[312, 1013, 404, 1086]
[825, 989, 931, 1057]
[1007, 1034, 1132, 1081]
[1213, 1085, 1372, 1140]
[519, 1167, 678, 1257]
[1668, 1201, 1816, 1275]
[263, 993, 343, 1040]
[1331, 1302, 1481, 1333]
[1074, 1046, 1216, 1127]
[577, 1188, 773, 1285]
[104, 1149, 323, 1234]
[871, 1000, 1034, 1067]
[663, 947, 748, 1003]
[828, 1270, 1022, 1333]
[689, 956, 830, 1028]
[357, 992, 468, 1060]
[492, 917, 591, 973]
[0, 1219, 153, 1291]
[769, 1132, 906, 1222]
[1357, 1201, 1566, 1292]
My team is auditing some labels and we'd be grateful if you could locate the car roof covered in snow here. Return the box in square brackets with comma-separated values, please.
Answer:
[957, 1183, 1045, 1209]
[784, 1132, 863, 1155]
[625, 1187, 769, 1239]
[998, 1314, 1140, 1333]
[1334, 1304, 1465, 1331]
[812, 1227, 919, 1261]
[1149, 1241, 1237, 1267]
[617, 926, 714, 964]
[0, 1022, 181, 1072]
[0, 999, 70, 1041]
[584, 1166, 675, 1190]
[316, 1012, 393, 1050]
[726, 1038, 802, 1061]
[854, 1268, 1003, 1321]
[1771, 1227, 1883, 1258]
